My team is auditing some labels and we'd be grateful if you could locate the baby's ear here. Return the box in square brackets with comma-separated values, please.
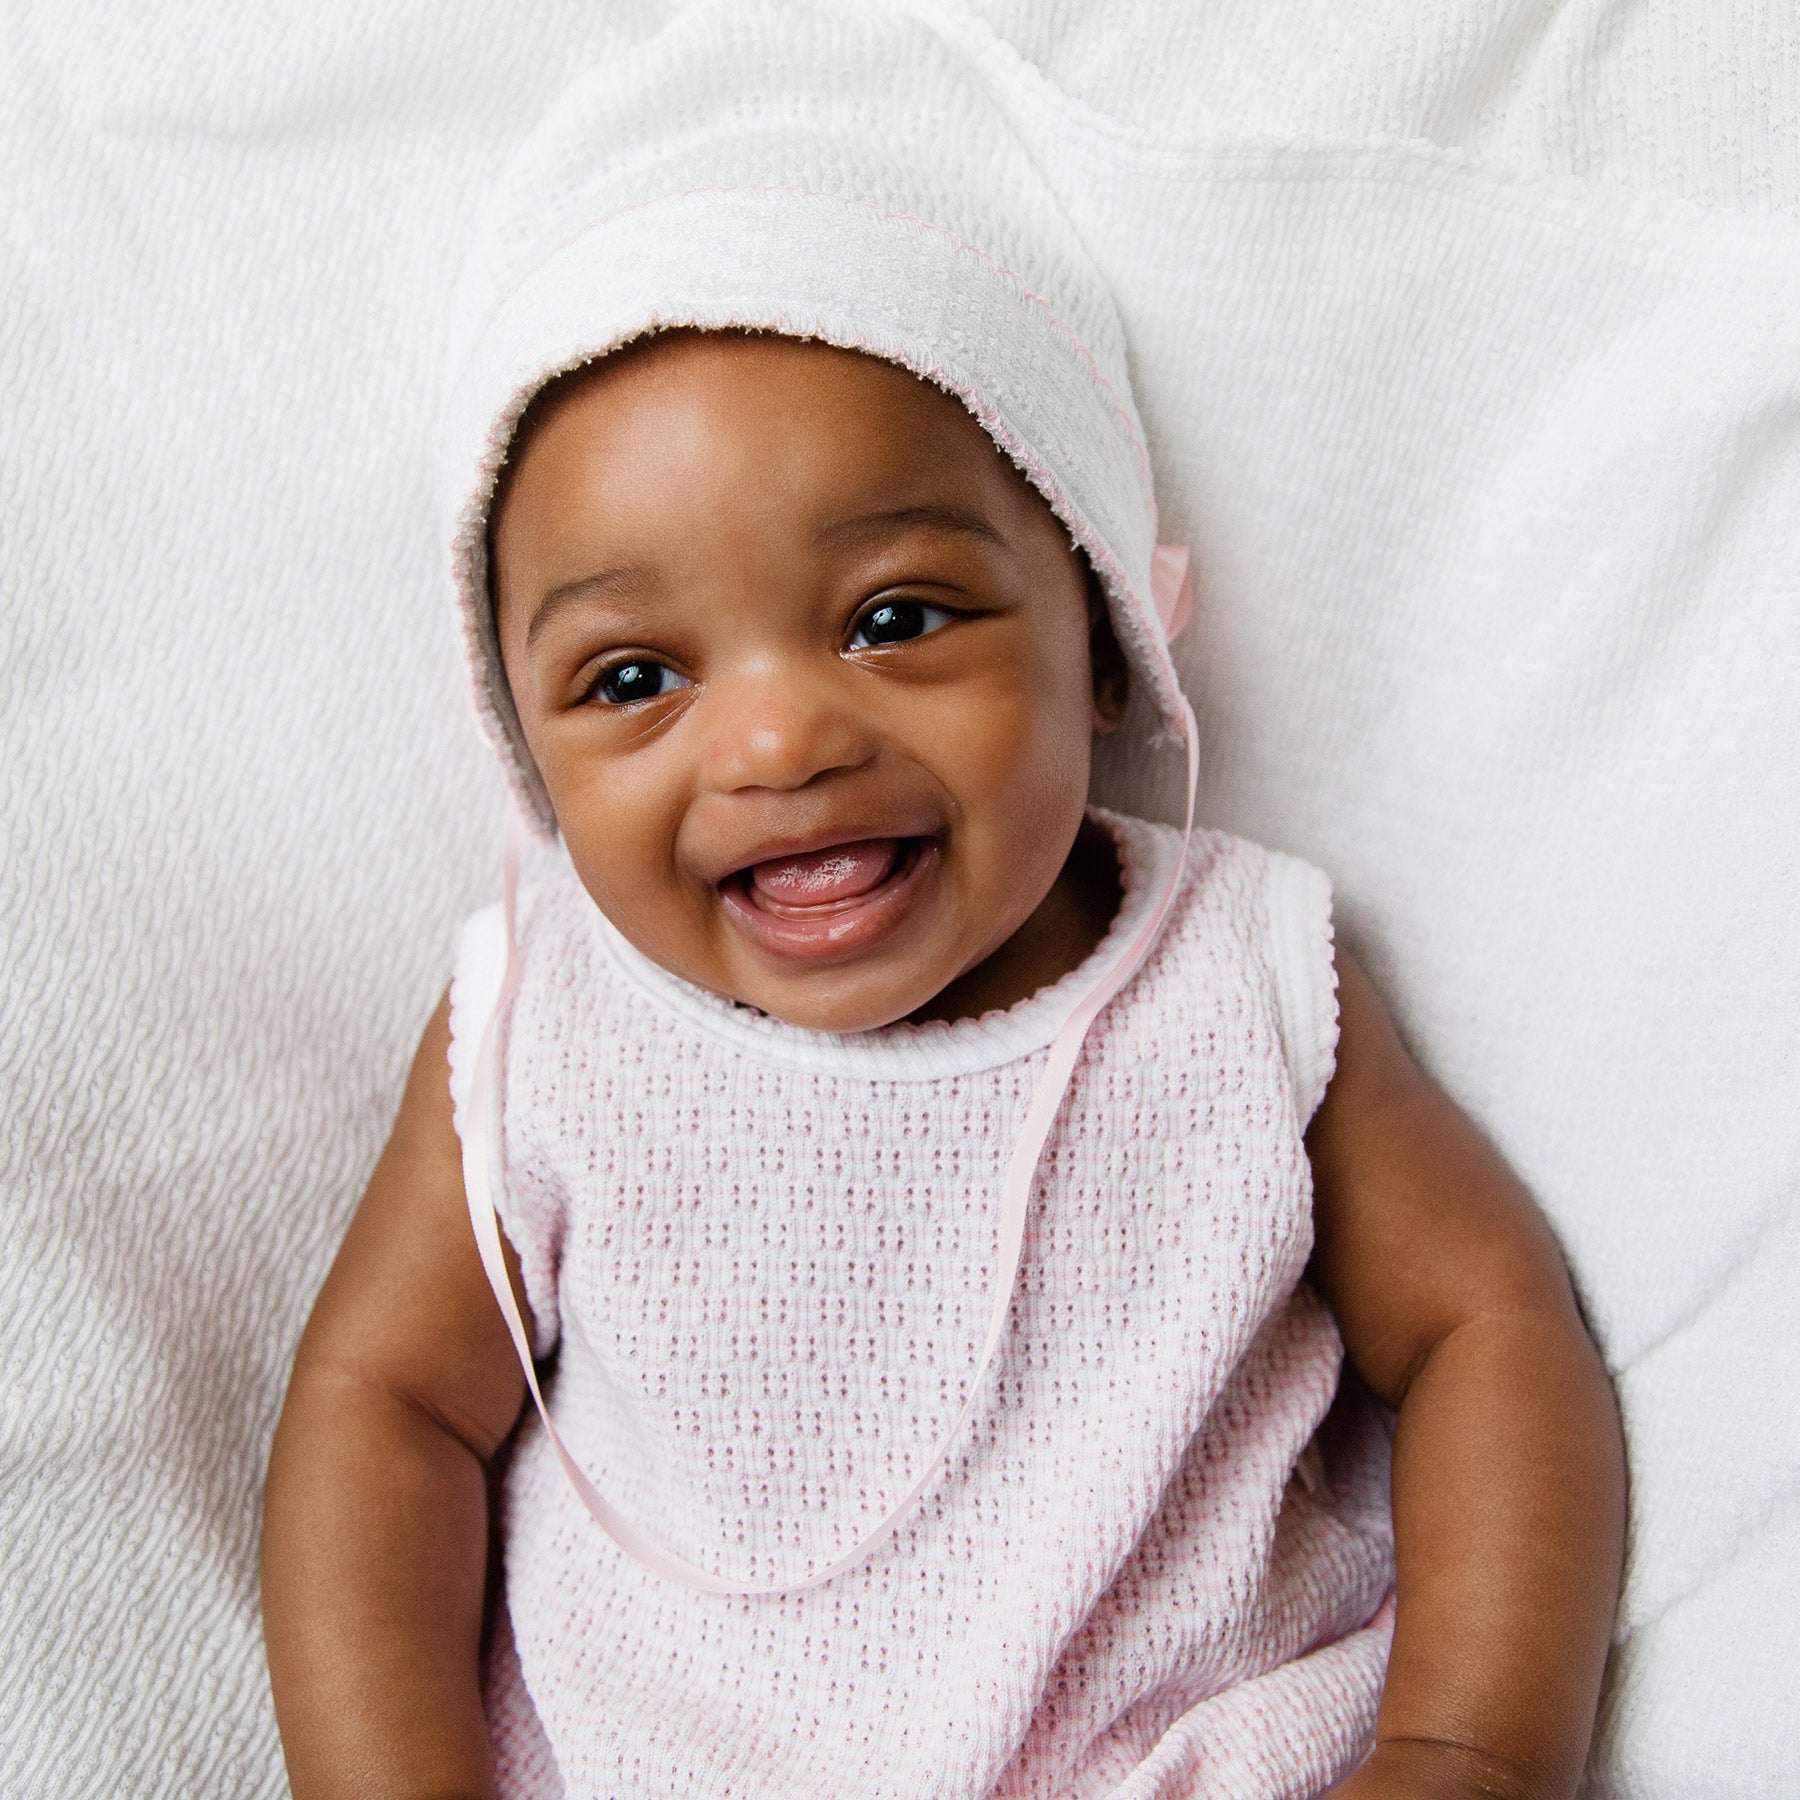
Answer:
[1086, 570, 1130, 735]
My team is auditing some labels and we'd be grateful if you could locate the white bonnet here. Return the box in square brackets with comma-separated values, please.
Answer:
[440, 0, 1189, 837]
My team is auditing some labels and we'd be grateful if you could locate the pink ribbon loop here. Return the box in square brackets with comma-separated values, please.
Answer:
[1150, 543, 1193, 642]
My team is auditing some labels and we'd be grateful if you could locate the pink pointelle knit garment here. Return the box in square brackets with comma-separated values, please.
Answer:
[447, 811, 1394, 1800]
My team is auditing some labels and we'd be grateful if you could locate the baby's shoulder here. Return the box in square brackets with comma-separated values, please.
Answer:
[445, 859, 612, 1098]
[1101, 809, 1331, 951]
[1100, 811, 1338, 1123]
[452, 856, 607, 970]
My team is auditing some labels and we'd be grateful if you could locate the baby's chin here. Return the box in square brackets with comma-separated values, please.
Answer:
[668, 914, 990, 1033]
[704, 954, 972, 1035]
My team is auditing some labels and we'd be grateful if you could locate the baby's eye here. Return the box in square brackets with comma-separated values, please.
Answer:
[848, 599, 957, 649]
[593, 660, 690, 706]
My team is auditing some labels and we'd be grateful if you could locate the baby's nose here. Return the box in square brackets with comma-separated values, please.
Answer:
[701, 655, 875, 794]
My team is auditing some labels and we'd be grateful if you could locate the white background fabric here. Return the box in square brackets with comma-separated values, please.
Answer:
[1, 2, 1794, 1794]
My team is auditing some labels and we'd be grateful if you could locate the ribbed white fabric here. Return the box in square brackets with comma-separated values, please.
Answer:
[4, 4, 1798, 1795]
[447, 814, 1392, 1799]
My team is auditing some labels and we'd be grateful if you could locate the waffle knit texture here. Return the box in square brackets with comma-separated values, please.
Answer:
[446, 813, 1394, 1799]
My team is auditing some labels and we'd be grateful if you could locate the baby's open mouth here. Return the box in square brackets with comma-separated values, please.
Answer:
[720, 836, 936, 963]
[744, 838, 912, 914]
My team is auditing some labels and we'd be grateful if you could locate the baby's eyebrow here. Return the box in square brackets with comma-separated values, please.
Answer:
[814, 502, 1006, 554]
[524, 564, 656, 648]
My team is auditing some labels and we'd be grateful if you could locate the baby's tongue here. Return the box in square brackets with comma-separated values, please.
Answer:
[749, 839, 901, 908]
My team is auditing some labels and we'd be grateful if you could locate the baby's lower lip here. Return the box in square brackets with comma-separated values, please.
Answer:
[719, 837, 939, 965]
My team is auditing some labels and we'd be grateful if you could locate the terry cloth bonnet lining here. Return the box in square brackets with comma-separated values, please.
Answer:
[439, 0, 1201, 1593]
[438, 0, 1191, 841]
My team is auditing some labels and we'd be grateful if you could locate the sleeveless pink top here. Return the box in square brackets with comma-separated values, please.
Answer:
[448, 811, 1393, 1800]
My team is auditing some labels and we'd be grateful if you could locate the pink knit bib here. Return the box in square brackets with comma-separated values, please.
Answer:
[448, 811, 1393, 1800]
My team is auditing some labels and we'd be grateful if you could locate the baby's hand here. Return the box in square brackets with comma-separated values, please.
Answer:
[1326, 1739, 1548, 1800]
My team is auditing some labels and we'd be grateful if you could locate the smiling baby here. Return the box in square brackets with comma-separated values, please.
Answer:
[261, 15, 1625, 1800]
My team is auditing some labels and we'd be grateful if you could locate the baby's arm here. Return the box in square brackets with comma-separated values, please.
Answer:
[262, 995, 526, 1800]
[1309, 953, 1626, 1800]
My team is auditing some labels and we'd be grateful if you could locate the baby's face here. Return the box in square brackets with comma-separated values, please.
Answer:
[491, 333, 1114, 1032]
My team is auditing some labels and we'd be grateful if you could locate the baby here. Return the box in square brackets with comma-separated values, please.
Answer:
[262, 14, 1624, 1800]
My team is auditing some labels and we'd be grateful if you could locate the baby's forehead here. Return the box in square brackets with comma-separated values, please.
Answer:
[494, 330, 1060, 550]
[512, 331, 1010, 471]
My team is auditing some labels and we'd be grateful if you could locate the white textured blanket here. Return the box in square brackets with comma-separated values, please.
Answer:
[2, 2, 1795, 1794]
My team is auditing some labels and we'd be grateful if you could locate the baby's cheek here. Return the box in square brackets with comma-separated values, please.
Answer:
[560, 797, 698, 951]
[975, 670, 1093, 811]
[952, 696, 1091, 894]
